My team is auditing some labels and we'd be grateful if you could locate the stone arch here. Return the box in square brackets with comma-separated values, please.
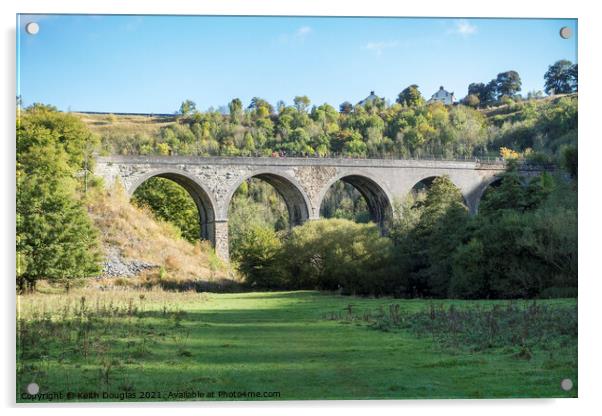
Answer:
[317, 171, 393, 230]
[471, 175, 505, 214]
[409, 175, 470, 208]
[128, 169, 217, 244]
[223, 170, 311, 227]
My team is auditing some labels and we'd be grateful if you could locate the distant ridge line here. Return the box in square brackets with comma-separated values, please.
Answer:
[71, 110, 176, 118]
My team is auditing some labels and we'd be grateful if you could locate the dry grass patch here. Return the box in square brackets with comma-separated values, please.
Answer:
[76, 113, 175, 138]
[87, 184, 239, 289]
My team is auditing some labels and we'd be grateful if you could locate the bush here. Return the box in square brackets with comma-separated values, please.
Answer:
[450, 239, 488, 299]
[463, 94, 480, 108]
[235, 225, 283, 289]
[279, 219, 392, 295]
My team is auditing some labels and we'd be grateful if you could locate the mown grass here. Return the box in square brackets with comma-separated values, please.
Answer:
[17, 289, 577, 402]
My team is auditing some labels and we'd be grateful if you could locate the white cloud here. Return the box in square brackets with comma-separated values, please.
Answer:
[296, 26, 312, 38]
[276, 26, 312, 45]
[451, 19, 477, 37]
[363, 41, 398, 56]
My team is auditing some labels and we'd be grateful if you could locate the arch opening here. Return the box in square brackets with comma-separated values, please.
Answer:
[131, 172, 216, 245]
[252, 173, 310, 226]
[473, 176, 504, 213]
[410, 175, 468, 209]
[480, 177, 504, 202]
[320, 175, 392, 230]
[227, 173, 310, 261]
[320, 181, 370, 223]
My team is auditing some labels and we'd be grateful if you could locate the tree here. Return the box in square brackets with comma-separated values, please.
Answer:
[495, 70, 522, 98]
[17, 107, 102, 291]
[228, 98, 243, 123]
[178, 100, 197, 117]
[280, 219, 392, 294]
[561, 145, 577, 178]
[544, 60, 578, 95]
[276, 100, 287, 113]
[570, 64, 578, 91]
[450, 238, 488, 298]
[391, 176, 469, 297]
[18, 103, 97, 176]
[463, 94, 480, 107]
[483, 80, 499, 103]
[17, 169, 101, 291]
[478, 172, 526, 215]
[283, 127, 313, 155]
[467, 80, 497, 104]
[468, 82, 487, 99]
[293, 95, 311, 112]
[248, 97, 274, 118]
[235, 225, 284, 289]
[396, 85, 425, 107]
[339, 101, 353, 114]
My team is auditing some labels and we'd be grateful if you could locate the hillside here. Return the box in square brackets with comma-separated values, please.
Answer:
[76, 112, 174, 143]
[87, 184, 238, 290]
[77, 93, 577, 161]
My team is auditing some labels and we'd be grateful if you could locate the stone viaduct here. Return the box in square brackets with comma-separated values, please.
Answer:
[95, 156, 540, 260]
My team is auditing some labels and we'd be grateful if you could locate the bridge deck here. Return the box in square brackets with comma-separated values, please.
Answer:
[96, 155, 511, 170]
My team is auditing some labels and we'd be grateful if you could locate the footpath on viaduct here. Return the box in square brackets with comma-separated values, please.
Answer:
[95, 156, 541, 259]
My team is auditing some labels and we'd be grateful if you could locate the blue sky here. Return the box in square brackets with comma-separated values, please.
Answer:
[17, 15, 577, 113]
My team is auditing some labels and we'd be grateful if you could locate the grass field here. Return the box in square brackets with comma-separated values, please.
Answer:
[16, 289, 577, 402]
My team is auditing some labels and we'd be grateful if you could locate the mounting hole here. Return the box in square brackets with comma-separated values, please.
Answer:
[559, 26, 572, 39]
[560, 378, 573, 391]
[25, 22, 39, 35]
[26, 382, 39, 395]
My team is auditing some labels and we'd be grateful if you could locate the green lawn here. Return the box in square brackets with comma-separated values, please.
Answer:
[16, 290, 577, 402]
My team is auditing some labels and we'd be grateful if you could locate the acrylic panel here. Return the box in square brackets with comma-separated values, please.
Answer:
[16, 14, 578, 403]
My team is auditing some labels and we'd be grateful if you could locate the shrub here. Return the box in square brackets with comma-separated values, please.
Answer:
[450, 238, 489, 299]
[279, 219, 392, 295]
[235, 225, 283, 289]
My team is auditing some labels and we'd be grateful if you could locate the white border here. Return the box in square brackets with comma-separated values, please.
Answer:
[2, 1, 601, 415]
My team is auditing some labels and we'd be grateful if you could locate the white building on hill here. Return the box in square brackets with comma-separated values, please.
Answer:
[428, 86, 455, 105]
[358, 91, 381, 106]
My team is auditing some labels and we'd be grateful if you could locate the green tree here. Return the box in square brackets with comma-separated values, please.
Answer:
[18, 103, 98, 177]
[467, 82, 487, 101]
[280, 219, 392, 294]
[392, 176, 468, 297]
[463, 94, 480, 108]
[544, 60, 578, 95]
[248, 97, 274, 118]
[495, 70, 522, 98]
[179, 99, 197, 117]
[228, 98, 243, 123]
[293, 95, 311, 112]
[478, 172, 527, 215]
[17, 169, 101, 291]
[235, 225, 283, 289]
[483, 80, 499, 103]
[450, 238, 488, 298]
[561, 145, 577, 178]
[17, 106, 102, 291]
[396, 85, 425, 107]
[339, 101, 353, 114]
